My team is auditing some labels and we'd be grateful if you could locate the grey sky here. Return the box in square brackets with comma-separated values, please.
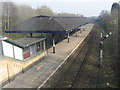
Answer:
[2, 0, 120, 17]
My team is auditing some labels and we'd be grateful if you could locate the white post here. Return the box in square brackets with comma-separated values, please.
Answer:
[100, 33, 103, 67]
[53, 39, 55, 53]
[43, 40, 46, 50]
[100, 50, 103, 67]
[101, 33, 103, 38]
[68, 32, 69, 43]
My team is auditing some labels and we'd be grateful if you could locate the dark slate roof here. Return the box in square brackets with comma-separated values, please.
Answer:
[5, 15, 91, 33]
[3, 37, 45, 48]
[15, 38, 45, 48]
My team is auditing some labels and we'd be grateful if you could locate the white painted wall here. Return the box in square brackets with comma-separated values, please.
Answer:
[0, 41, 3, 58]
[2, 41, 14, 58]
[14, 46, 23, 60]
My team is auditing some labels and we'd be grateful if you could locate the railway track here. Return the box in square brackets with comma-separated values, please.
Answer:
[39, 29, 97, 88]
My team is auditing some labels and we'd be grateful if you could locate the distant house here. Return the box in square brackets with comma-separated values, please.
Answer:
[0, 36, 46, 61]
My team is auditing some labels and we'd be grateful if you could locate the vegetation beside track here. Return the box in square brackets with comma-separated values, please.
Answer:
[95, 22, 118, 88]
[96, 2, 119, 87]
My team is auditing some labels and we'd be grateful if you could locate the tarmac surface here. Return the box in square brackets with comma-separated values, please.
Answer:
[3, 23, 94, 88]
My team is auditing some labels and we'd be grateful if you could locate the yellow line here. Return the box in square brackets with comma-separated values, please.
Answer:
[36, 64, 44, 70]
[32, 64, 45, 82]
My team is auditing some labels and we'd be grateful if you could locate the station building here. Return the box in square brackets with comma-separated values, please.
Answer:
[1, 15, 91, 60]
[0, 36, 46, 61]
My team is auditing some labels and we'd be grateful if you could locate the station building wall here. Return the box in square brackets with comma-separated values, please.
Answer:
[0, 41, 2, 58]
[1, 40, 45, 61]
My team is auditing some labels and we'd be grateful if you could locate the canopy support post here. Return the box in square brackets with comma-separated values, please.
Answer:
[43, 40, 46, 50]
[52, 34, 55, 53]
[68, 32, 70, 43]
[30, 33, 33, 37]
[53, 38, 55, 53]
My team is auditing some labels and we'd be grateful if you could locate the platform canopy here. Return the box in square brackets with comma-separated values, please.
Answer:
[5, 15, 91, 34]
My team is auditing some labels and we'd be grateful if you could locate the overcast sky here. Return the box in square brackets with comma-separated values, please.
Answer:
[1, 0, 120, 17]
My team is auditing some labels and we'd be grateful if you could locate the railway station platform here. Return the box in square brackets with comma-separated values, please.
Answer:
[2, 23, 94, 88]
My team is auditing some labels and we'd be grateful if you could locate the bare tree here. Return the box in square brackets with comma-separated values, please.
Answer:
[58, 12, 79, 16]
[99, 10, 111, 32]
[0, 2, 3, 35]
[2, 2, 18, 31]
[35, 5, 54, 16]
[17, 5, 35, 23]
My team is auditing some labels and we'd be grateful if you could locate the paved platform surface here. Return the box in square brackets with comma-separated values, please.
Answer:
[0, 50, 47, 84]
[3, 23, 94, 88]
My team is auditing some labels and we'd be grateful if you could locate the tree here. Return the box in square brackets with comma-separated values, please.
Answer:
[0, 2, 3, 35]
[98, 2, 119, 87]
[58, 12, 78, 16]
[1, 2, 18, 35]
[16, 5, 36, 23]
[111, 3, 119, 25]
[99, 10, 111, 32]
[35, 5, 54, 16]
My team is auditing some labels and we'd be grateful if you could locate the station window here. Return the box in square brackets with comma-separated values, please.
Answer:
[40, 41, 44, 50]
[37, 42, 40, 52]
[36, 41, 44, 52]
[23, 47, 30, 59]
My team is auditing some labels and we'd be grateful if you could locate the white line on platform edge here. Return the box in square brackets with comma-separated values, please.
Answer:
[37, 29, 92, 89]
